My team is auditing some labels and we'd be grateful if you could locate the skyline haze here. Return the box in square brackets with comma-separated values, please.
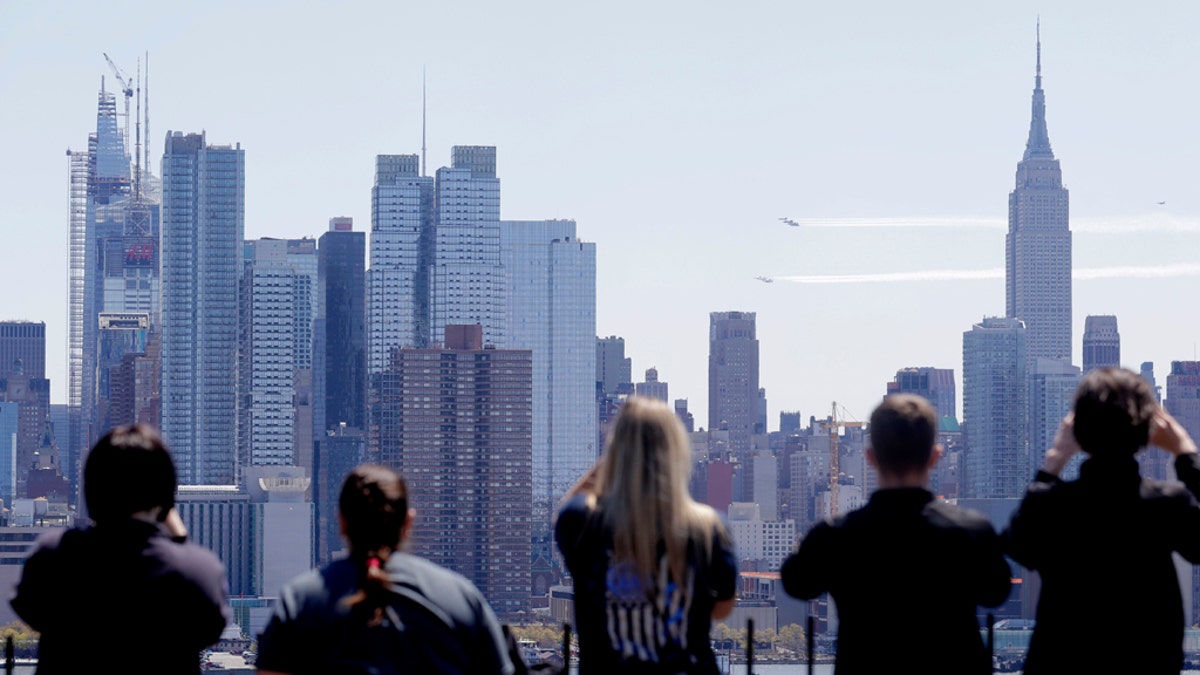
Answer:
[3, 2, 1200, 428]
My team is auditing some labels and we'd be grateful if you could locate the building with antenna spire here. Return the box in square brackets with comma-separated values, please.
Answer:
[1005, 23, 1072, 364]
[68, 57, 162, 491]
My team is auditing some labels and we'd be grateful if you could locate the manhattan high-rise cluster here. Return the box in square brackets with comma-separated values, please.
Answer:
[2, 34, 1200, 638]
[13, 57, 599, 622]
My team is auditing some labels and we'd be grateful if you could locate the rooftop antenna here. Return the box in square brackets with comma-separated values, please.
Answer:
[134, 56, 142, 201]
[1036, 17, 1042, 89]
[144, 51, 151, 189]
[421, 66, 427, 177]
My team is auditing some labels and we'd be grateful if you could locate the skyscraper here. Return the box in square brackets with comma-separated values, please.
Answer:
[70, 77, 162, 458]
[709, 311, 759, 457]
[161, 131, 245, 485]
[314, 218, 366, 564]
[1166, 362, 1200, 449]
[596, 336, 632, 396]
[431, 146, 506, 347]
[368, 155, 433, 373]
[376, 325, 532, 615]
[1006, 30, 1071, 364]
[1028, 357, 1082, 478]
[499, 219, 596, 559]
[962, 317, 1028, 499]
[240, 238, 316, 470]
[886, 367, 956, 422]
[1082, 315, 1120, 372]
[636, 367, 668, 402]
[0, 322, 46, 381]
[316, 218, 366, 433]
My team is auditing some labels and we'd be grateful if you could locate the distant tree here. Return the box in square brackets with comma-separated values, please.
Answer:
[777, 623, 806, 654]
[0, 621, 37, 657]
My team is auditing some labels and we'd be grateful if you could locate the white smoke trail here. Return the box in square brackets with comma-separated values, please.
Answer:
[775, 263, 1200, 285]
[776, 269, 1002, 284]
[783, 214, 1200, 233]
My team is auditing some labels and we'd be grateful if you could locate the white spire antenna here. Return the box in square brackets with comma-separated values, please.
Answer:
[421, 66, 427, 177]
[144, 51, 151, 186]
[134, 56, 142, 201]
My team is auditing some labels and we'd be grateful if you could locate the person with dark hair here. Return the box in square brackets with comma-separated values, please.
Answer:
[256, 464, 513, 675]
[781, 394, 1011, 675]
[11, 425, 230, 674]
[555, 396, 737, 675]
[1003, 367, 1200, 674]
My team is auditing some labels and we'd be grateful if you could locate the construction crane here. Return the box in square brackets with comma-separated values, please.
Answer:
[820, 401, 863, 518]
[103, 53, 134, 158]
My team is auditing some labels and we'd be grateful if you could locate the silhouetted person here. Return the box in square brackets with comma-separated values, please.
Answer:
[781, 394, 1011, 675]
[555, 397, 737, 675]
[1003, 367, 1200, 674]
[256, 464, 513, 675]
[11, 425, 230, 674]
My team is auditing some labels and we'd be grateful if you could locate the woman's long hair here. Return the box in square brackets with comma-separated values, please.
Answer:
[592, 396, 720, 585]
[339, 464, 409, 622]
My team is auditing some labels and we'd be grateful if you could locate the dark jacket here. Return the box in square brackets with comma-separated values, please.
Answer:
[781, 488, 1012, 675]
[256, 554, 514, 675]
[1003, 452, 1200, 674]
[11, 519, 230, 675]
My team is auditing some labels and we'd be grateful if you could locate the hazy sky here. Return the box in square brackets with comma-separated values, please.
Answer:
[2, 1, 1199, 428]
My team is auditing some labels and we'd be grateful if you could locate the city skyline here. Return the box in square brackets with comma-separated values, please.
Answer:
[3, 3, 1200, 428]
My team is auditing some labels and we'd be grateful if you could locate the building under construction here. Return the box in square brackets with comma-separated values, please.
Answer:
[65, 53, 160, 495]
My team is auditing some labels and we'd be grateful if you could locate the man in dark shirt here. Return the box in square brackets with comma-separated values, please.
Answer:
[1003, 367, 1200, 674]
[11, 425, 230, 675]
[781, 394, 1011, 675]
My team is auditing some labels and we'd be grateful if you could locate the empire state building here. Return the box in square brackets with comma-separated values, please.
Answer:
[1006, 30, 1071, 363]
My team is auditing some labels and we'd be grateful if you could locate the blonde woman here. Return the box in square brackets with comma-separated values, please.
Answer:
[555, 396, 736, 675]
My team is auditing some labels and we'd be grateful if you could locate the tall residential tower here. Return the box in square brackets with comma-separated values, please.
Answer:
[160, 131, 245, 485]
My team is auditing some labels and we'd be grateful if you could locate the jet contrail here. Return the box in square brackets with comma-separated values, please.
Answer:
[1074, 262, 1200, 279]
[776, 269, 1002, 284]
[784, 215, 1200, 233]
[776, 263, 1200, 285]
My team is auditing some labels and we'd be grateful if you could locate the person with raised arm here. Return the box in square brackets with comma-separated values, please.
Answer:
[11, 425, 230, 675]
[555, 396, 737, 674]
[781, 394, 1011, 675]
[1003, 367, 1200, 674]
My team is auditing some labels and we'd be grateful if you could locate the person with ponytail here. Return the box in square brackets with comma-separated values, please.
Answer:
[555, 396, 737, 675]
[257, 464, 513, 675]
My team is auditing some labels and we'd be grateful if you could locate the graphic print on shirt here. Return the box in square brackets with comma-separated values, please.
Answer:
[604, 553, 695, 663]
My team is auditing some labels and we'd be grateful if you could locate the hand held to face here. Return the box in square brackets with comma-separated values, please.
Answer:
[1150, 408, 1199, 457]
[1043, 414, 1081, 476]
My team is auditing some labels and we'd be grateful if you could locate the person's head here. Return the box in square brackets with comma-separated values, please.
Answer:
[868, 394, 939, 478]
[595, 396, 715, 583]
[338, 464, 412, 558]
[598, 396, 693, 505]
[83, 425, 177, 524]
[1072, 367, 1157, 456]
[338, 465, 413, 622]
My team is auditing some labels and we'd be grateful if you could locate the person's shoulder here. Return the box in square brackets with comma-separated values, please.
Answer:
[1141, 476, 1199, 504]
[556, 493, 592, 522]
[554, 493, 597, 543]
[30, 526, 73, 551]
[924, 500, 997, 533]
[149, 534, 227, 582]
[392, 553, 483, 597]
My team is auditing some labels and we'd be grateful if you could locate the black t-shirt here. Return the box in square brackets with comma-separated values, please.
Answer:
[11, 520, 230, 675]
[554, 495, 737, 675]
[257, 554, 514, 675]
